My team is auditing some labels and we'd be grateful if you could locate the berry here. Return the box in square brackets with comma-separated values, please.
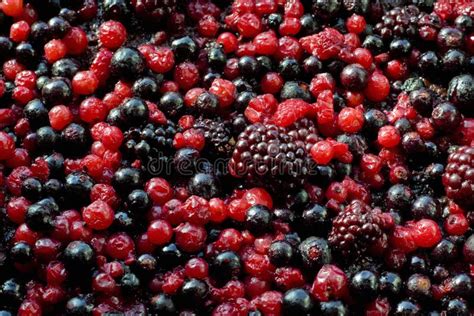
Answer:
[329, 200, 393, 255]
[443, 146, 474, 206]
[98, 20, 127, 50]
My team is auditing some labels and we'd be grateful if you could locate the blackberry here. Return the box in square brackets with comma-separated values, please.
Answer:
[229, 119, 318, 192]
[374, 5, 421, 40]
[442, 146, 474, 207]
[194, 118, 235, 158]
[328, 200, 393, 256]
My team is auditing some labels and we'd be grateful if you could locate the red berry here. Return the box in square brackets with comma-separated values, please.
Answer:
[106, 233, 134, 259]
[311, 264, 349, 301]
[236, 13, 262, 38]
[1, 0, 24, 17]
[198, 15, 219, 37]
[98, 20, 127, 50]
[261, 72, 284, 94]
[82, 200, 115, 230]
[444, 214, 469, 236]
[337, 107, 364, 133]
[143, 46, 175, 74]
[300, 28, 344, 60]
[79, 97, 108, 124]
[364, 71, 390, 102]
[174, 62, 199, 91]
[279, 17, 301, 36]
[44, 39, 67, 63]
[209, 78, 236, 109]
[413, 219, 442, 248]
[147, 220, 173, 245]
[48, 105, 73, 131]
[346, 14, 366, 34]
[101, 126, 123, 151]
[182, 195, 210, 226]
[378, 125, 401, 148]
[0, 131, 15, 160]
[7, 196, 30, 224]
[15, 70, 36, 89]
[185, 258, 209, 279]
[72, 71, 99, 95]
[146, 178, 173, 205]
[10, 20, 30, 42]
[311, 141, 334, 165]
[217, 32, 238, 53]
[253, 30, 278, 55]
[63, 27, 88, 55]
[175, 222, 207, 253]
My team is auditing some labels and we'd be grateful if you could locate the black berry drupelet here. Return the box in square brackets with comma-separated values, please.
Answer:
[229, 119, 318, 192]
[442, 146, 474, 207]
[328, 200, 394, 256]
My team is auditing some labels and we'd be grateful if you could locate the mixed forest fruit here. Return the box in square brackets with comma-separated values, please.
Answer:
[0, 0, 473, 315]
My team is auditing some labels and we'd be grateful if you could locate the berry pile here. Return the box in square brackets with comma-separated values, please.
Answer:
[0, 0, 473, 315]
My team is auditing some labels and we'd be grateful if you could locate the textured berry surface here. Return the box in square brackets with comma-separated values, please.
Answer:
[0, 0, 472, 315]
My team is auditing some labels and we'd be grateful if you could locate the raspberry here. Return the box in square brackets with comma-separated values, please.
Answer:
[442, 146, 474, 207]
[271, 99, 312, 127]
[328, 200, 394, 256]
[244, 94, 278, 124]
[300, 28, 344, 60]
[98, 20, 127, 50]
[15, 70, 36, 90]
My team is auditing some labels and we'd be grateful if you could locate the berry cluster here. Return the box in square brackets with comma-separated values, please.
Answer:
[0, 0, 473, 315]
